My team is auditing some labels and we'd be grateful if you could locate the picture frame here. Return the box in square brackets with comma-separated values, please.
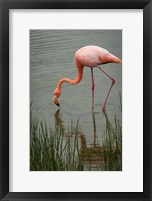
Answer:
[0, 0, 151, 200]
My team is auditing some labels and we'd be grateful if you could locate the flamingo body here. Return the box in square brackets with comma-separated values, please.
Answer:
[75, 45, 121, 67]
[53, 45, 121, 111]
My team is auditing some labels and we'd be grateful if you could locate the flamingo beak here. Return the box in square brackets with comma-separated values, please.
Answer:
[53, 96, 60, 107]
[56, 102, 60, 107]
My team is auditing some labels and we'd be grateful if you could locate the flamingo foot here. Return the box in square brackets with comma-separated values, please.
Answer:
[102, 105, 106, 111]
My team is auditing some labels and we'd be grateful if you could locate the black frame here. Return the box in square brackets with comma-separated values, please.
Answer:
[0, 0, 151, 200]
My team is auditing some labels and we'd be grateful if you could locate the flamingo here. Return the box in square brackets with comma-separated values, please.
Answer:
[53, 45, 121, 111]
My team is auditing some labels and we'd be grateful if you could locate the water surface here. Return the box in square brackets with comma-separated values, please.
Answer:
[30, 30, 122, 146]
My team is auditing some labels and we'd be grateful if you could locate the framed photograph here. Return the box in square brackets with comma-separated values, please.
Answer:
[0, 0, 151, 200]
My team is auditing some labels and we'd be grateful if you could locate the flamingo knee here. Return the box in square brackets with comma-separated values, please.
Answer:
[111, 78, 115, 85]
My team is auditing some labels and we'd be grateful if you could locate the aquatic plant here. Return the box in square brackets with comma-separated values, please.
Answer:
[30, 112, 83, 171]
[30, 110, 122, 171]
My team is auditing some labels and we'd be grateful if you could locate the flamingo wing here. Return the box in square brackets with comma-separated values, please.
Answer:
[75, 45, 110, 67]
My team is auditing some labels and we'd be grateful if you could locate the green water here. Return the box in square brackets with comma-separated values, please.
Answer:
[30, 30, 122, 146]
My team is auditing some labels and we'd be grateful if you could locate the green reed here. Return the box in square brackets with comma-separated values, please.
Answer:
[102, 112, 122, 171]
[30, 107, 122, 171]
[30, 111, 83, 171]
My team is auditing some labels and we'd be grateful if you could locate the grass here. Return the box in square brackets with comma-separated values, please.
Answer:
[102, 112, 122, 171]
[30, 113, 83, 171]
[30, 108, 122, 171]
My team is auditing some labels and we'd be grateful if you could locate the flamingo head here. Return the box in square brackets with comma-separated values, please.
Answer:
[53, 88, 60, 107]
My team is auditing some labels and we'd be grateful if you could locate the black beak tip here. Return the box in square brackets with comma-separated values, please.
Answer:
[56, 103, 60, 107]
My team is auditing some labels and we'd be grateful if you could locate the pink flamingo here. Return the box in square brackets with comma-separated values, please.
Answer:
[53, 45, 121, 111]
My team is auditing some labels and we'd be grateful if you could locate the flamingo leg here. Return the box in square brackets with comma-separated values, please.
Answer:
[91, 67, 95, 111]
[98, 66, 115, 111]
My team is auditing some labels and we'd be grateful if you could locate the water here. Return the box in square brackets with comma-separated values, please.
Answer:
[30, 30, 122, 148]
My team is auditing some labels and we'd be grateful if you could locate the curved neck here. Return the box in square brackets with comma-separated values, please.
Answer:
[57, 62, 84, 91]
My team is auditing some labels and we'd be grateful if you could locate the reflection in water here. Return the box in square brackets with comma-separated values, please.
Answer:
[54, 109, 65, 135]
[54, 109, 105, 171]
[92, 112, 97, 146]
[80, 112, 104, 170]
[103, 110, 110, 124]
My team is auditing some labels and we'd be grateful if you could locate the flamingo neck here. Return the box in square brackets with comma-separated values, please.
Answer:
[57, 62, 84, 91]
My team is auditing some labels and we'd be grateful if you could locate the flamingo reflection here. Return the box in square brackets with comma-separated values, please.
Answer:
[54, 110, 105, 170]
